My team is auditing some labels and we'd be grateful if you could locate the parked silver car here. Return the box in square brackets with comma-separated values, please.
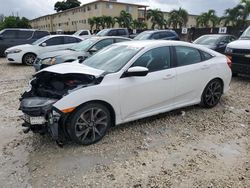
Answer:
[33, 36, 131, 71]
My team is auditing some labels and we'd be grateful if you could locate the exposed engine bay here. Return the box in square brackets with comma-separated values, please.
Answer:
[19, 71, 104, 146]
[22, 71, 102, 99]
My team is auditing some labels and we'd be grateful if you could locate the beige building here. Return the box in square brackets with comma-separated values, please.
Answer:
[30, 0, 200, 32]
[30, 0, 147, 32]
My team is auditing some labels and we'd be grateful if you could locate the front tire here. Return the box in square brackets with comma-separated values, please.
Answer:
[68, 103, 111, 145]
[22, 53, 36, 65]
[201, 79, 223, 108]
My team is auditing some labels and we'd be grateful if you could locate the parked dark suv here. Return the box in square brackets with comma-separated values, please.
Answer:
[0, 29, 50, 56]
[134, 30, 180, 41]
[96, 28, 129, 38]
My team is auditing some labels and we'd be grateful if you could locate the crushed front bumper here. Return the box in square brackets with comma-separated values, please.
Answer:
[19, 97, 62, 140]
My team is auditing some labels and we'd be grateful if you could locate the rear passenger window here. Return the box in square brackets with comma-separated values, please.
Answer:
[152, 33, 160, 39]
[201, 51, 213, 60]
[159, 32, 168, 39]
[17, 31, 33, 39]
[45, 36, 64, 46]
[175, 46, 202, 66]
[132, 47, 171, 72]
[118, 29, 126, 36]
[64, 36, 81, 44]
[80, 31, 89, 36]
[108, 30, 117, 36]
[2, 30, 17, 38]
[33, 31, 49, 39]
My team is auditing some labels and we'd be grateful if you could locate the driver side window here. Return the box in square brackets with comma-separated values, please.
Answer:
[91, 39, 113, 51]
[131, 47, 171, 72]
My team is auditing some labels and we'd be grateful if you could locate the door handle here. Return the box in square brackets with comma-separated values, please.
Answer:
[163, 74, 175, 80]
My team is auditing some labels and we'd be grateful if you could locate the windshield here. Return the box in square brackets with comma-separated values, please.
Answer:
[70, 38, 98, 51]
[240, 27, 250, 39]
[32, 35, 50, 45]
[96, 29, 109, 36]
[134, 32, 152, 40]
[0, 29, 5, 35]
[194, 35, 221, 45]
[83, 44, 141, 73]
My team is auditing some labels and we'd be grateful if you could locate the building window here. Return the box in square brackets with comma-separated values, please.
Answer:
[126, 5, 133, 13]
[95, 4, 98, 9]
[87, 6, 91, 11]
[106, 3, 113, 9]
[84, 19, 86, 24]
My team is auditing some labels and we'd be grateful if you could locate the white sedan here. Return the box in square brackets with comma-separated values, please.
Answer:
[5, 35, 82, 65]
[20, 40, 232, 145]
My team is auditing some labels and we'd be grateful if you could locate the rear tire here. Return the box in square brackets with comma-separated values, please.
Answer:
[22, 53, 36, 65]
[200, 79, 223, 108]
[68, 103, 111, 145]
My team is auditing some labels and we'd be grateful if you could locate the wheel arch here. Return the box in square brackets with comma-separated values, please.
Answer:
[22, 52, 37, 64]
[73, 100, 116, 127]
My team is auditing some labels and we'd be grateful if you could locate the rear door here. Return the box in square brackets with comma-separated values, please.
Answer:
[63, 36, 82, 48]
[174, 46, 212, 105]
[16, 30, 33, 45]
[38, 36, 65, 54]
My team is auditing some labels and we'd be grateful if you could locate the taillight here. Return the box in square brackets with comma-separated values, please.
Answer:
[226, 56, 232, 68]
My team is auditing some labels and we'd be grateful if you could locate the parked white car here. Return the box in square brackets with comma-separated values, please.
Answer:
[20, 40, 232, 145]
[5, 35, 82, 65]
[73, 30, 92, 38]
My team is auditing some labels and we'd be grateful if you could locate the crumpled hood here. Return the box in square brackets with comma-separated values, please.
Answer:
[227, 40, 250, 50]
[38, 50, 83, 60]
[37, 61, 105, 77]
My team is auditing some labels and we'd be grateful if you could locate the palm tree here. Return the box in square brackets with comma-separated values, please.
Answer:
[221, 5, 245, 27]
[168, 8, 188, 28]
[88, 18, 95, 31]
[119, 10, 133, 28]
[168, 11, 182, 29]
[115, 16, 123, 27]
[93, 16, 101, 30]
[131, 19, 148, 30]
[147, 9, 164, 29]
[196, 10, 219, 28]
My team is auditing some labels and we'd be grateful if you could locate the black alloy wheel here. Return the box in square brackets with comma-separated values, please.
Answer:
[201, 79, 223, 108]
[68, 103, 111, 145]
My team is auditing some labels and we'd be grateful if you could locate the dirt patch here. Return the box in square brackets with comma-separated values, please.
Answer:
[0, 58, 249, 187]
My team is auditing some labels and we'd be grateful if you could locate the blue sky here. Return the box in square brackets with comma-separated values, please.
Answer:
[0, 0, 241, 19]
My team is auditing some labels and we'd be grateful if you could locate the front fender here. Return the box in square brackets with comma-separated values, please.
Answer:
[53, 83, 121, 123]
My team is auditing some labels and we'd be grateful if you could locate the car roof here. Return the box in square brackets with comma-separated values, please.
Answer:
[48, 34, 82, 39]
[2, 28, 48, 32]
[114, 40, 188, 48]
[200, 34, 234, 37]
[86, 36, 132, 41]
[114, 40, 223, 57]
[142, 30, 175, 34]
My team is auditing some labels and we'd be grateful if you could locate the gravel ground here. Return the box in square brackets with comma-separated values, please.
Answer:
[0, 58, 249, 188]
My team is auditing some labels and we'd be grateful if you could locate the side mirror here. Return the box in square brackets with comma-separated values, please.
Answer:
[88, 47, 98, 54]
[41, 43, 47, 47]
[78, 56, 87, 63]
[125, 66, 149, 77]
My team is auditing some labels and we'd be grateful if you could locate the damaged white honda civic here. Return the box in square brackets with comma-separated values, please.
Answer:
[19, 40, 232, 146]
